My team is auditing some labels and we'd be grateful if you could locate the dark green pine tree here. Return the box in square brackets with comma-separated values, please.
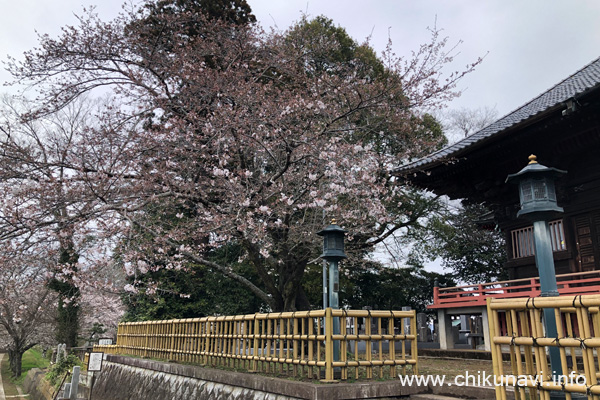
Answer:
[48, 245, 80, 348]
[141, 0, 256, 26]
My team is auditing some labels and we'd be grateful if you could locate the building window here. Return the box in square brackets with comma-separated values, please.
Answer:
[511, 219, 566, 259]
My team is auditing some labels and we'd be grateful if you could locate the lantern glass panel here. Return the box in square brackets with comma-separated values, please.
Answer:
[548, 182, 556, 201]
[533, 180, 547, 200]
[323, 236, 329, 251]
[335, 235, 344, 250]
[521, 181, 533, 203]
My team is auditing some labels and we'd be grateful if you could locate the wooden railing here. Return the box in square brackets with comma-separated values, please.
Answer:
[431, 270, 600, 309]
[488, 294, 600, 400]
[511, 219, 565, 259]
[94, 308, 417, 382]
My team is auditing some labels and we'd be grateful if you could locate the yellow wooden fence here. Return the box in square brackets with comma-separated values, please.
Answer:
[94, 308, 417, 381]
[488, 294, 600, 400]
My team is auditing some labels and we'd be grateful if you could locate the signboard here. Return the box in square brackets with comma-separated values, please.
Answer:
[98, 338, 113, 345]
[87, 352, 104, 372]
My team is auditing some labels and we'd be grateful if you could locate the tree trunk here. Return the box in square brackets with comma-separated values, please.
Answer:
[56, 295, 80, 348]
[8, 349, 24, 378]
[295, 286, 311, 311]
[281, 274, 304, 312]
[279, 259, 309, 312]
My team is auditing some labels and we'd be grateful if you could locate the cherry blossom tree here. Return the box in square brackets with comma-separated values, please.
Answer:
[0, 95, 125, 344]
[79, 287, 125, 341]
[0, 244, 57, 377]
[5, 4, 482, 311]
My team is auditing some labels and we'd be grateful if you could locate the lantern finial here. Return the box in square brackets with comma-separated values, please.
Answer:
[331, 218, 337, 225]
[528, 154, 538, 164]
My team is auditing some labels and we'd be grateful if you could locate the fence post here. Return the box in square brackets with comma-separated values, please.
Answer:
[410, 310, 418, 375]
[323, 307, 334, 381]
[293, 315, 299, 377]
[143, 322, 149, 358]
[486, 297, 502, 400]
[119, 323, 126, 354]
[251, 316, 259, 372]
[169, 320, 175, 361]
[203, 319, 210, 366]
[116, 323, 123, 353]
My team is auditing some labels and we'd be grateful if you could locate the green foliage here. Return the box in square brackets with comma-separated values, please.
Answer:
[411, 113, 448, 157]
[284, 17, 448, 178]
[285, 17, 447, 162]
[416, 203, 508, 284]
[117, 186, 266, 319]
[303, 261, 455, 314]
[343, 264, 454, 313]
[87, 322, 107, 341]
[45, 354, 82, 389]
[134, 0, 256, 57]
[122, 245, 265, 320]
[48, 246, 81, 348]
[142, 0, 256, 26]
[285, 16, 384, 79]
[53, 296, 79, 348]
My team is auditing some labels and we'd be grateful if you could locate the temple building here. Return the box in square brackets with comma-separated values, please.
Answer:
[396, 57, 600, 350]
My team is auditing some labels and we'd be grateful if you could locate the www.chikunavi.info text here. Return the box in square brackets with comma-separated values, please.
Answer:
[399, 371, 587, 387]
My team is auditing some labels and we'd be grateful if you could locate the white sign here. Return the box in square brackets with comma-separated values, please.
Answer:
[98, 338, 113, 345]
[88, 352, 104, 372]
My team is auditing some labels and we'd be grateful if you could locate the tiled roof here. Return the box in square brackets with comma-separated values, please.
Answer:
[396, 56, 600, 173]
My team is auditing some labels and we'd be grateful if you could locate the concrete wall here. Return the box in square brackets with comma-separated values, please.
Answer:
[23, 368, 53, 400]
[92, 361, 300, 400]
[24, 355, 510, 400]
[91, 355, 423, 400]
[24, 367, 91, 400]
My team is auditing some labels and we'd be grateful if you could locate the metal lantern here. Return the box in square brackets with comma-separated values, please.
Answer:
[506, 154, 568, 396]
[317, 219, 347, 262]
[317, 219, 346, 374]
[506, 154, 566, 219]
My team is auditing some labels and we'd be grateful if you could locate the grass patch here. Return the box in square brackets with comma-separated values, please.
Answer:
[14, 348, 51, 386]
[1, 354, 20, 398]
[418, 356, 501, 379]
[0, 348, 51, 399]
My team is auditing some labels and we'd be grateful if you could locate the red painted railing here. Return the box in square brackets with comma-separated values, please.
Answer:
[430, 270, 600, 309]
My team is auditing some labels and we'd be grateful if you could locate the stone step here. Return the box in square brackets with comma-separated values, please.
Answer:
[410, 395, 464, 400]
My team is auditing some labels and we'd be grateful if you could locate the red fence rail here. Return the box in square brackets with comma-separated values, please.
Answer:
[431, 270, 600, 309]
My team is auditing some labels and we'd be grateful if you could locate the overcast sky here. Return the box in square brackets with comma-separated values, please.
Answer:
[2, 0, 600, 118]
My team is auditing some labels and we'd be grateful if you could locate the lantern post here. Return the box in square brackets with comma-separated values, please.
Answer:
[317, 219, 347, 367]
[507, 155, 566, 399]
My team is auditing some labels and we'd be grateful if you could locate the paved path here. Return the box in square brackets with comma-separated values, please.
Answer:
[0, 353, 5, 400]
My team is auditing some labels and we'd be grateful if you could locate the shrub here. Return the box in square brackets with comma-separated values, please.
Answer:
[45, 354, 82, 388]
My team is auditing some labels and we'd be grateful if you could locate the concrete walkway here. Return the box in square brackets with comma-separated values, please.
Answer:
[0, 353, 5, 400]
